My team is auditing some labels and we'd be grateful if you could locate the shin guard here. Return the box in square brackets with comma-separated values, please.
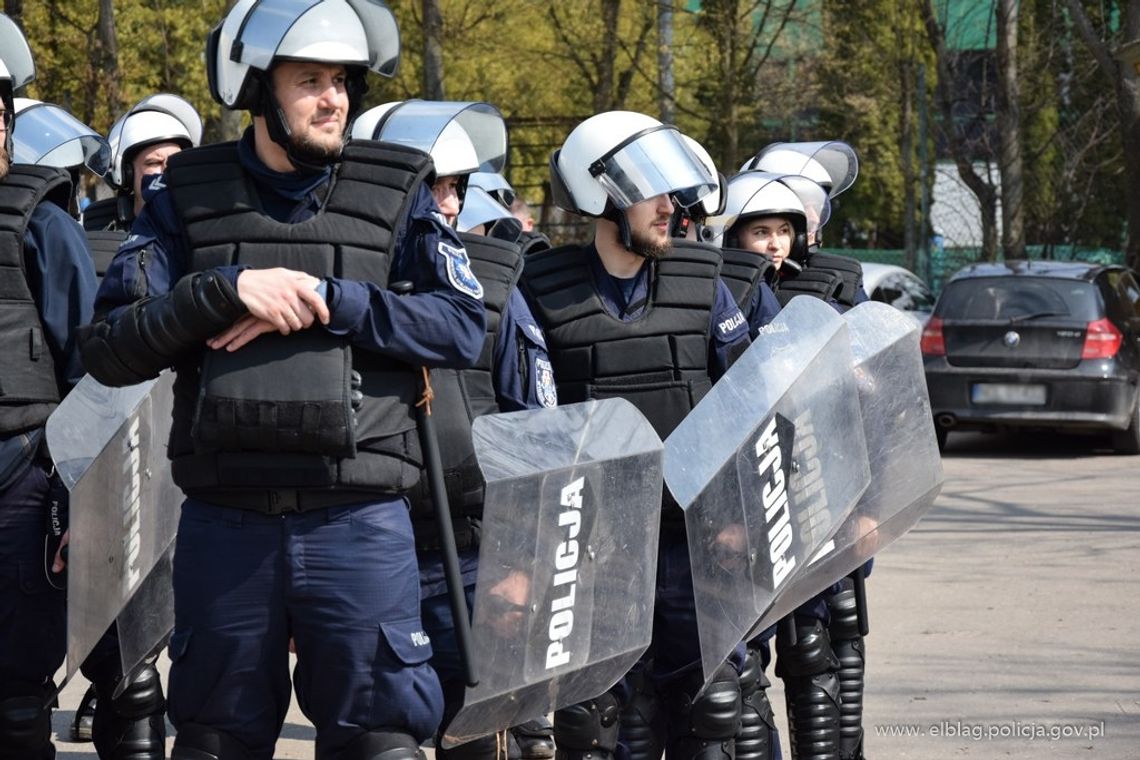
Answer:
[826, 581, 865, 760]
[775, 618, 841, 760]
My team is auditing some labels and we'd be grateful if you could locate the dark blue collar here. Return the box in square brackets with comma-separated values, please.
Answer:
[237, 128, 331, 202]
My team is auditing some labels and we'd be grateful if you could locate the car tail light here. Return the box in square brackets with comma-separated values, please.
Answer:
[1081, 318, 1123, 359]
[920, 317, 946, 356]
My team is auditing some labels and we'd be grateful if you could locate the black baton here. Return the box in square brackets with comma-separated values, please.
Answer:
[851, 566, 869, 636]
[393, 281, 478, 687]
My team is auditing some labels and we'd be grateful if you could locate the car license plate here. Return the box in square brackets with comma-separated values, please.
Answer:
[971, 383, 1047, 405]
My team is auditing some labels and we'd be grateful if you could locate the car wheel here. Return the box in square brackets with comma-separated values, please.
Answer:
[1111, 398, 1140, 455]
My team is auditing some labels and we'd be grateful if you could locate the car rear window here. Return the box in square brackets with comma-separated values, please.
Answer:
[937, 277, 1101, 321]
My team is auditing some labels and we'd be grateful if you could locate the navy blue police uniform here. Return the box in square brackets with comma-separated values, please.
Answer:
[0, 167, 97, 760]
[82, 130, 486, 758]
[521, 242, 750, 760]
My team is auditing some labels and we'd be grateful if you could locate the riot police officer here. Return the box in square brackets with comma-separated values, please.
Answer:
[0, 14, 100, 760]
[83, 94, 202, 234]
[353, 99, 557, 760]
[518, 111, 751, 760]
[741, 142, 867, 311]
[79, 1, 487, 757]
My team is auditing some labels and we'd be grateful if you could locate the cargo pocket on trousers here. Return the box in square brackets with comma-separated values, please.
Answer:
[380, 617, 434, 666]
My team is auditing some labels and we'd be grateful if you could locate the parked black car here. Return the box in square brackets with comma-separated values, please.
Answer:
[921, 260, 1140, 453]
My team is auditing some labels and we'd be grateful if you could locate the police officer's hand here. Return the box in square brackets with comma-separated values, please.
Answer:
[52, 529, 69, 574]
[211, 268, 331, 351]
[234, 267, 330, 335]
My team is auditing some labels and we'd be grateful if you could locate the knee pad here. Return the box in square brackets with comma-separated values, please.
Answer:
[0, 695, 53, 760]
[171, 722, 252, 760]
[340, 730, 425, 760]
[619, 669, 663, 760]
[554, 691, 621, 760]
[825, 579, 859, 643]
[665, 663, 741, 760]
[93, 663, 166, 759]
[436, 732, 499, 760]
[775, 618, 839, 679]
[735, 650, 776, 760]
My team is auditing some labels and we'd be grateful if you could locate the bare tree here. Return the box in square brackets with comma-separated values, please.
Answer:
[996, 0, 1025, 258]
[547, 1, 655, 113]
[696, 0, 796, 170]
[921, 0, 999, 261]
[1062, 0, 1140, 271]
[94, 0, 123, 118]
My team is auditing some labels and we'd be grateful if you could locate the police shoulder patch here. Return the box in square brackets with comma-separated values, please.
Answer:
[536, 357, 558, 408]
[438, 241, 484, 299]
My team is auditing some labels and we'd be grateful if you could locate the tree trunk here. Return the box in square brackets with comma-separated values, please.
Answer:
[901, 58, 917, 270]
[922, 0, 999, 261]
[95, 0, 123, 118]
[422, 0, 445, 100]
[3, 0, 22, 27]
[657, 0, 675, 123]
[996, 0, 1025, 259]
[595, 0, 620, 111]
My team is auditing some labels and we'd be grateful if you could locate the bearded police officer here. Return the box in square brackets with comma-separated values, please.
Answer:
[519, 111, 751, 760]
[0, 14, 100, 760]
[79, 1, 487, 757]
[352, 99, 557, 760]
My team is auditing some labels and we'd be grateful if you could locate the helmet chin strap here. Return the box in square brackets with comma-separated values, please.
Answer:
[602, 202, 636, 254]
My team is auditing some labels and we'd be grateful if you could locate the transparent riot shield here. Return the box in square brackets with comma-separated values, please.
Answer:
[442, 398, 663, 747]
[665, 297, 871, 684]
[45, 372, 179, 686]
[769, 302, 943, 618]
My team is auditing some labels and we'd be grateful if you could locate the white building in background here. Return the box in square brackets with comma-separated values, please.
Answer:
[931, 160, 1001, 248]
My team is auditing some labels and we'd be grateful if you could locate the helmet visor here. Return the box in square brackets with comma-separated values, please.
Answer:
[755, 141, 858, 198]
[374, 101, 507, 173]
[0, 15, 35, 91]
[470, 171, 516, 206]
[590, 127, 716, 210]
[457, 186, 515, 232]
[12, 102, 110, 175]
[775, 174, 831, 234]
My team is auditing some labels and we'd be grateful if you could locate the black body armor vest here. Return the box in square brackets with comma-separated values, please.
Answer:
[521, 243, 720, 442]
[808, 251, 864, 307]
[0, 166, 73, 435]
[719, 246, 776, 312]
[85, 229, 126, 282]
[163, 140, 435, 499]
[408, 232, 522, 548]
[81, 196, 125, 232]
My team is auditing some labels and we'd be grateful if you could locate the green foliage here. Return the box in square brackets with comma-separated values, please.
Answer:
[22, 0, 229, 138]
[10, 0, 1126, 255]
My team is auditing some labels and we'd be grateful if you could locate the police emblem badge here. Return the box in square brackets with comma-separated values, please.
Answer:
[438, 241, 485, 299]
[536, 358, 558, 408]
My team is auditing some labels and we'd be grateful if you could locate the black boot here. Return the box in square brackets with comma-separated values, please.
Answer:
[71, 684, 97, 742]
[512, 718, 555, 760]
